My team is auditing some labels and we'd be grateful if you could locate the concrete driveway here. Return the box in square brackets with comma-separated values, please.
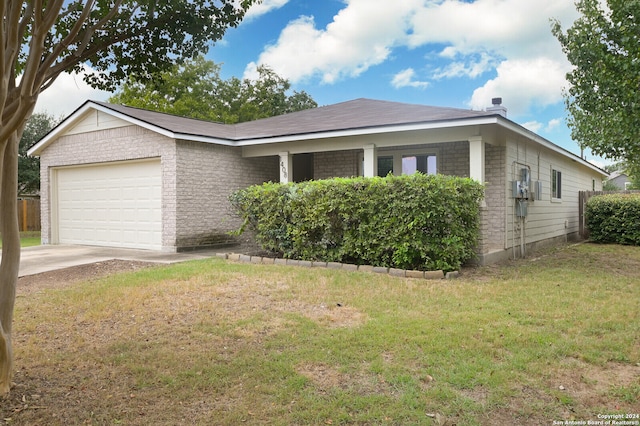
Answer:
[17, 245, 221, 277]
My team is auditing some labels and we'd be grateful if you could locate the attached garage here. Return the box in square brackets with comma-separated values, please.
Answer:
[53, 159, 162, 250]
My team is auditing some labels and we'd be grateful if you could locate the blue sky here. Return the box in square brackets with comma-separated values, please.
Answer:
[35, 0, 610, 167]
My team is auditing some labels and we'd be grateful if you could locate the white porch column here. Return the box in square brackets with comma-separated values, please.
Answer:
[469, 136, 487, 207]
[469, 136, 485, 183]
[279, 151, 293, 183]
[363, 144, 377, 178]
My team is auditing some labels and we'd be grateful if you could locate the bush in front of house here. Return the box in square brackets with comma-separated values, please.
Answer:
[230, 174, 484, 272]
[587, 193, 640, 245]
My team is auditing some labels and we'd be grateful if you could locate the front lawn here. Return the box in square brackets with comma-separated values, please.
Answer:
[4, 243, 640, 425]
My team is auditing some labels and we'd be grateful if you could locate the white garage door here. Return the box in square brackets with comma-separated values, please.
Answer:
[56, 160, 162, 250]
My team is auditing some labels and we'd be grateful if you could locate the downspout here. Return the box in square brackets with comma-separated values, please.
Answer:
[521, 214, 525, 258]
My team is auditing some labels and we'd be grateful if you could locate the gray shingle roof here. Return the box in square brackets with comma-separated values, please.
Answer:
[92, 101, 237, 139]
[94, 98, 496, 141]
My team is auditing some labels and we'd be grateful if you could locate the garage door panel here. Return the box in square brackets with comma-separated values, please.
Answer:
[56, 160, 162, 250]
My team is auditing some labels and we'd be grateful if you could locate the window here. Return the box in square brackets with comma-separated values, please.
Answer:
[377, 156, 393, 177]
[359, 149, 438, 177]
[552, 169, 562, 199]
[402, 154, 437, 175]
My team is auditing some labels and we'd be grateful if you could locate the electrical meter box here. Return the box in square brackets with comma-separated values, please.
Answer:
[512, 168, 531, 199]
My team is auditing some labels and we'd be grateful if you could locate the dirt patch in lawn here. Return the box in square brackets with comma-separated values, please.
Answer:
[17, 260, 158, 295]
[551, 357, 640, 411]
[296, 362, 392, 397]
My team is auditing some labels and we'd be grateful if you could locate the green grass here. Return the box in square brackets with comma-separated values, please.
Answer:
[6, 243, 640, 425]
[0, 231, 41, 248]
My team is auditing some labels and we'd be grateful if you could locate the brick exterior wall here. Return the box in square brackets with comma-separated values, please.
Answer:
[439, 141, 470, 176]
[482, 144, 506, 252]
[175, 140, 278, 248]
[313, 150, 360, 179]
[38, 125, 177, 248]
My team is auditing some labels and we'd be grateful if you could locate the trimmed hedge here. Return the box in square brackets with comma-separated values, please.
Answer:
[586, 194, 640, 245]
[230, 174, 484, 272]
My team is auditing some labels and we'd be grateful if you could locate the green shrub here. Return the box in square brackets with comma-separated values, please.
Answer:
[230, 174, 484, 271]
[586, 194, 640, 245]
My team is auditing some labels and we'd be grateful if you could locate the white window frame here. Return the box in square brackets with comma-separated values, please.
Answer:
[551, 167, 562, 202]
[373, 148, 439, 176]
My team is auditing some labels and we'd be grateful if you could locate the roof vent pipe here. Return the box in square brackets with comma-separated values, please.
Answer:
[487, 97, 507, 117]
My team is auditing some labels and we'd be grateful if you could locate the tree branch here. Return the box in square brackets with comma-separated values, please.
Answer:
[1, 3, 27, 112]
[0, 1, 6, 81]
[39, 0, 97, 73]
[41, 0, 66, 31]
[75, 0, 128, 57]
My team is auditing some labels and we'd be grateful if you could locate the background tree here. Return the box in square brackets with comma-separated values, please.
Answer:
[603, 161, 625, 175]
[552, 0, 640, 165]
[625, 162, 640, 190]
[0, 0, 255, 397]
[18, 113, 59, 195]
[109, 56, 317, 123]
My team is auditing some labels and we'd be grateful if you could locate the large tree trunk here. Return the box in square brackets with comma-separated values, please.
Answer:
[0, 131, 20, 396]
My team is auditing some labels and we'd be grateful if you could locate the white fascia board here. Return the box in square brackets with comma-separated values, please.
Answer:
[173, 133, 237, 146]
[234, 116, 501, 147]
[28, 101, 175, 156]
[497, 118, 608, 177]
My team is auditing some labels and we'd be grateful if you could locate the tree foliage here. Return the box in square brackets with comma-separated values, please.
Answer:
[625, 162, 640, 189]
[552, 0, 640, 164]
[109, 56, 317, 123]
[18, 113, 59, 195]
[0, 0, 256, 397]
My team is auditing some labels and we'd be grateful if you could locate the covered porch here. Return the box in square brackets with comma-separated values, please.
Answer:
[241, 128, 508, 263]
[242, 132, 491, 185]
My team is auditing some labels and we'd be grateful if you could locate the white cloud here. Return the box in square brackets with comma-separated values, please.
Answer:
[408, 0, 576, 60]
[245, 0, 580, 117]
[244, 0, 290, 21]
[522, 121, 543, 133]
[391, 68, 430, 89]
[432, 52, 496, 80]
[35, 68, 111, 116]
[546, 118, 562, 131]
[522, 117, 564, 135]
[468, 57, 568, 115]
[243, 0, 423, 83]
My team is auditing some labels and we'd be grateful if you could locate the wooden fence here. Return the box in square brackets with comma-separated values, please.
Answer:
[578, 190, 640, 239]
[17, 198, 41, 232]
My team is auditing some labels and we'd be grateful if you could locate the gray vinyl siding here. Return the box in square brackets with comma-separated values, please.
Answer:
[504, 139, 603, 251]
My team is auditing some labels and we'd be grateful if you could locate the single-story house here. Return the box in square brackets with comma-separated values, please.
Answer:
[28, 98, 607, 264]
[606, 171, 631, 190]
